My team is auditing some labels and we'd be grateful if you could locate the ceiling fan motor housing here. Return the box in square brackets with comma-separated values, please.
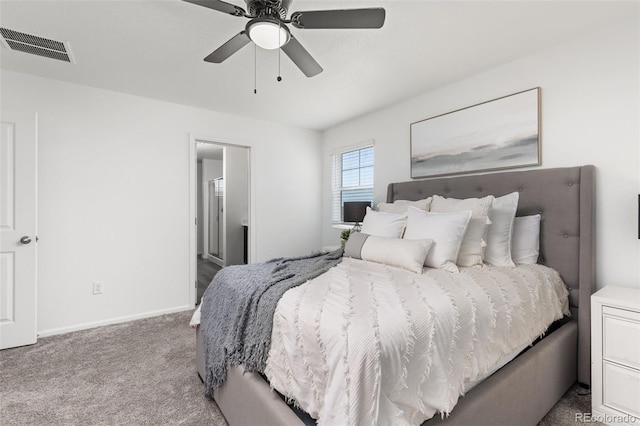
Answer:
[246, 0, 291, 19]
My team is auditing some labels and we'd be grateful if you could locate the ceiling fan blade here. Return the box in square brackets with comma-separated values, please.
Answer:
[204, 31, 250, 63]
[183, 0, 245, 17]
[290, 8, 385, 29]
[281, 35, 323, 77]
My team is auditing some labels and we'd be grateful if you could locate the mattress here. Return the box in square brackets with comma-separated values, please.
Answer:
[264, 258, 570, 426]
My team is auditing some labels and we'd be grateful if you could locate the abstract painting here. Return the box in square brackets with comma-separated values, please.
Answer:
[410, 88, 540, 179]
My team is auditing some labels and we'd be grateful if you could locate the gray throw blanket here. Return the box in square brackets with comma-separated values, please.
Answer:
[200, 249, 343, 398]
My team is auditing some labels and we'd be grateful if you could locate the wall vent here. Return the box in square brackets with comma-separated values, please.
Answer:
[0, 27, 74, 63]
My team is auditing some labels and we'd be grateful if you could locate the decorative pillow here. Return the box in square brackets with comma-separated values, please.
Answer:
[345, 233, 433, 274]
[511, 215, 541, 265]
[403, 207, 472, 273]
[430, 194, 495, 267]
[360, 207, 406, 238]
[343, 231, 369, 258]
[377, 198, 432, 214]
[484, 192, 519, 267]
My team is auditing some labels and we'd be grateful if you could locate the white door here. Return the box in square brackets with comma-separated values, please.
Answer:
[0, 110, 37, 349]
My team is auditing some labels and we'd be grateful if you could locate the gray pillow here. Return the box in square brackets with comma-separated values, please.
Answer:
[344, 232, 369, 259]
[344, 232, 433, 274]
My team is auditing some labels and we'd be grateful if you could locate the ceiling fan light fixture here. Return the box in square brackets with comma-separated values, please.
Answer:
[247, 18, 290, 50]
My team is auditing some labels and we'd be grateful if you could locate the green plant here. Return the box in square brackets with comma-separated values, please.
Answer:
[341, 229, 351, 241]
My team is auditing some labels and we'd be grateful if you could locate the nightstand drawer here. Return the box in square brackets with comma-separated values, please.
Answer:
[603, 307, 640, 370]
[603, 361, 640, 418]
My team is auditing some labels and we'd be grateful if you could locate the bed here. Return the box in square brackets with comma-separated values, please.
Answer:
[195, 165, 596, 426]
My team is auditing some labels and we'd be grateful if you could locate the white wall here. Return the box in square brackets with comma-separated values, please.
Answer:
[322, 19, 640, 290]
[201, 158, 223, 183]
[224, 146, 249, 266]
[1, 70, 322, 335]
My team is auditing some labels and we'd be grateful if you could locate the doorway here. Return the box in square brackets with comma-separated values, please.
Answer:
[191, 138, 251, 305]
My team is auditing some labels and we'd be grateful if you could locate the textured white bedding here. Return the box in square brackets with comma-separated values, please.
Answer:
[264, 258, 570, 426]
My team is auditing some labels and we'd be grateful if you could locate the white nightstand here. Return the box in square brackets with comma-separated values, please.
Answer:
[322, 244, 342, 253]
[591, 286, 640, 425]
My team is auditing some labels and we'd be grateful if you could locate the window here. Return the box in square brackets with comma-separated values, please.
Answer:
[331, 145, 374, 223]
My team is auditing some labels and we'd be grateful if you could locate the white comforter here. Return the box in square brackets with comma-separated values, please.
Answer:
[264, 258, 570, 426]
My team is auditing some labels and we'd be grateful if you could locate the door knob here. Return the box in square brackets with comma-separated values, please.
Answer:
[20, 236, 32, 245]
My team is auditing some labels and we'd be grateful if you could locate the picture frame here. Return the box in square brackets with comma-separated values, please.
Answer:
[410, 88, 541, 179]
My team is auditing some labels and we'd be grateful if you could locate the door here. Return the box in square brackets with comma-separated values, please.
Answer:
[208, 180, 218, 257]
[216, 178, 224, 260]
[208, 178, 223, 259]
[0, 110, 37, 349]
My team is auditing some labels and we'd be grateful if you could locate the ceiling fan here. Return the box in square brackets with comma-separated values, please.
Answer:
[183, 0, 386, 77]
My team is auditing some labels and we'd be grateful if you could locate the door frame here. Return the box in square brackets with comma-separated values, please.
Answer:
[208, 177, 224, 262]
[188, 134, 255, 307]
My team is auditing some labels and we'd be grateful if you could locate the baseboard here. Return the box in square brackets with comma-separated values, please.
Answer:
[37, 305, 193, 338]
[205, 254, 224, 267]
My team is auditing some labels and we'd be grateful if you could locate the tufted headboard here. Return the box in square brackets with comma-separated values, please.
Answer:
[387, 165, 596, 385]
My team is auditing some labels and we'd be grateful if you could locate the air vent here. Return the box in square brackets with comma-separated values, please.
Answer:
[0, 27, 74, 63]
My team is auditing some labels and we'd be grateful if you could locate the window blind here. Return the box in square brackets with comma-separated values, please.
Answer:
[331, 145, 374, 223]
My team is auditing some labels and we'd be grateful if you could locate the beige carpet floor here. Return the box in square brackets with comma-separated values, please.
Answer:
[0, 311, 225, 426]
[1, 310, 595, 425]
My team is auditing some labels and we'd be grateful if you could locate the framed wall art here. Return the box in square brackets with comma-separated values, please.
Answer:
[410, 88, 540, 179]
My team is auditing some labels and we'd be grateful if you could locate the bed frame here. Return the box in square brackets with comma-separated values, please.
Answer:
[196, 165, 596, 426]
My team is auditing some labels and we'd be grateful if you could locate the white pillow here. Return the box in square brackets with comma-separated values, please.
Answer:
[360, 236, 433, 274]
[360, 207, 406, 238]
[430, 194, 495, 267]
[511, 214, 541, 265]
[403, 207, 472, 273]
[484, 192, 519, 267]
[377, 198, 432, 214]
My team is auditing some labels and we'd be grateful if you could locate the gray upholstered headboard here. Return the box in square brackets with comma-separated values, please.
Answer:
[386, 165, 595, 386]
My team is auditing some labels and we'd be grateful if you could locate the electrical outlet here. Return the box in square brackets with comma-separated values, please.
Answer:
[93, 281, 103, 295]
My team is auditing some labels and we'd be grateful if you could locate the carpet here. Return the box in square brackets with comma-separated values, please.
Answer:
[0, 310, 597, 425]
[0, 311, 225, 426]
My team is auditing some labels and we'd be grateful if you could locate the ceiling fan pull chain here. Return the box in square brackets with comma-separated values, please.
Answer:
[277, 20, 282, 82]
[254, 43, 257, 94]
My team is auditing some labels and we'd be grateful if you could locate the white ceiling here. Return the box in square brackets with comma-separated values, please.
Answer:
[0, 0, 635, 131]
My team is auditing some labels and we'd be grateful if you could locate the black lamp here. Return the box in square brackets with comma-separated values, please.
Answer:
[343, 201, 371, 232]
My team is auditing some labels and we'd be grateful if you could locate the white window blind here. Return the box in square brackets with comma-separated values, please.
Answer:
[331, 145, 374, 223]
